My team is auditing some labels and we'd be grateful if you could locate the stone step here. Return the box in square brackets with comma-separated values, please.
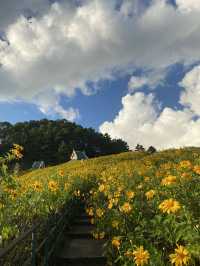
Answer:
[74, 217, 91, 226]
[67, 225, 94, 239]
[56, 238, 106, 266]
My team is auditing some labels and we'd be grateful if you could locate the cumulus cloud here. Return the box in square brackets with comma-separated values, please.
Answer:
[128, 70, 166, 92]
[1, 0, 200, 120]
[100, 90, 200, 150]
[176, 0, 200, 13]
[179, 65, 200, 116]
[0, 0, 50, 31]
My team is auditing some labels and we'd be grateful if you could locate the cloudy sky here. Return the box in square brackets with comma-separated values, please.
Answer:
[1, 0, 200, 150]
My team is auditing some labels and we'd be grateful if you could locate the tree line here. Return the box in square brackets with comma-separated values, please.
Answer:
[0, 119, 129, 169]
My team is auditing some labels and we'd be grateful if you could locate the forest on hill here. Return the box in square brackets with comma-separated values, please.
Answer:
[0, 119, 129, 168]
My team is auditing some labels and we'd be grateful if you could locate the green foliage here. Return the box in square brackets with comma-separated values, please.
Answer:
[0, 119, 129, 168]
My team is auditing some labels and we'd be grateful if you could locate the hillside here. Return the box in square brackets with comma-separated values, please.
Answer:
[0, 148, 200, 265]
[0, 119, 129, 168]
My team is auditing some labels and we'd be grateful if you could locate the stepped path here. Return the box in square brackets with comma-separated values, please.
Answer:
[55, 211, 107, 266]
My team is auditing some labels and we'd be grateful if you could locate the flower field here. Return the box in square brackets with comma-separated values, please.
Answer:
[0, 147, 200, 265]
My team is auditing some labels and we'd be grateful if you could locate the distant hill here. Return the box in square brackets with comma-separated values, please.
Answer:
[0, 119, 129, 168]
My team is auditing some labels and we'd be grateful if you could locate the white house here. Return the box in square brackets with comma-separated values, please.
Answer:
[70, 149, 88, 160]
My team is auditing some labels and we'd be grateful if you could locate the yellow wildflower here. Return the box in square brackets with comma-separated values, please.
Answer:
[93, 232, 105, 240]
[145, 190, 156, 200]
[161, 175, 177, 186]
[32, 181, 43, 192]
[48, 180, 58, 192]
[112, 220, 119, 229]
[59, 169, 64, 177]
[159, 199, 181, 214]
[120, 202, 132, 213]
[99, 184, 105, 192]
[169, 245, 190, 266]
[133, 246, 150, 266]
[74, 190, 81, 197]
[96, 208, 104, 218]
[112, 237, 121, 249]
[179, 160, 192, 169]
[126, 191, 135, 200]
[193, 165, 200, 175]
[86, 207, 94, 217]
[108, 200, 113, 209]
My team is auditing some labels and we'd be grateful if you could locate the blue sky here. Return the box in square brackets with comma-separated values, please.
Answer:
[1, 0, 200, 149]
[0, 64, 185, 129]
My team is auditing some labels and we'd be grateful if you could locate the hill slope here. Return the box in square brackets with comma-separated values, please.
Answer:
[1, 148, 200, 265]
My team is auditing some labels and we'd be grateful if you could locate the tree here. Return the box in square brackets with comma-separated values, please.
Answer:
[147, 146, 156, 154]
[135, 144, 145, 152]
[0, 119, 129, 169]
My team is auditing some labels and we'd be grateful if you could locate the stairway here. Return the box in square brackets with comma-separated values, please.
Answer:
[55, 212, 107, 266]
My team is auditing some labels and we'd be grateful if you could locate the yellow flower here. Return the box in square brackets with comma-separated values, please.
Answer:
[59, 169, 64, 177]
[99, 184, 105, 192]
[169, 245, 190, 266]
[93, 232, 105, 239]
[108, 200, 113, 209]
[74, 190, 81, 197]
[179, 160, 192, 169]
[96, 208, 104, 218]
[159, 199, 181, 214]
[90, 218, 95, 224]
[161, 175, 177, 186]
[112, 220, 119, 229]
[124, 250, 134, 258]
[145, 190, 156, 200]
[86, 207, 94, 217]
[126, 191, 135, 200]
[133, 246, 150, 266]
[112, 237, 121, 249]
[144, 176, 150, 182]
[0, 202, 5, 209]
[32, 181, 43, 192]
[120, 202, 132, 213]
[48, 180, 58, 192]
[193, 165, 200, 175]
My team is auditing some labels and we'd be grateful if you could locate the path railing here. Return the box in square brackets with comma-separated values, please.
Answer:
[0, 200, 76, 266]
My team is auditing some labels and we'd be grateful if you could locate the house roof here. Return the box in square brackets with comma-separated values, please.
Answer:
[72, 150, 88, 160]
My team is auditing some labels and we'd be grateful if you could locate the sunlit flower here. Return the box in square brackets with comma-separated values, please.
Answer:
[159, 199, 181, 214]
[48, 180, 58, 192]
[120, 202, 132, 213]
[86, 207, 94, 217]
[32, 180, 43, 192]
[112, 237, 121, 249]
[193, 165, 200, 175]
[93, 231, 105, 239]
[161, 175, 177, 186]
[112, 220, 119, 229]
[99, 184, 105, 192]
[169, 245, 190, 266]
[145, 190, 156, 200]
[179, 160, 192, 169]
[59, 169, 64, 177]
[126, 191, 135, 200]
[133, 246, 150, 266]
[96, 208, 104, 218]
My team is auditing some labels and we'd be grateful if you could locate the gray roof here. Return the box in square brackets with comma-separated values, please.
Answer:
[71, 150, 88, 160]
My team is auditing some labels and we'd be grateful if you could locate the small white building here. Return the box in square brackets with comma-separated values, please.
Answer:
[70, 149, 88, 160]
[32, 161, 45, 169]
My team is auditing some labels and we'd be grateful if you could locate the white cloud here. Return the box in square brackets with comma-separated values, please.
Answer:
[176, 0, 200, 13]
[179, 65, 200, 116]
[0, 0, 49, 31]
[1, 0, 200, 120]
[128, 70, 166, 92]
[100, 91, 200, 150]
